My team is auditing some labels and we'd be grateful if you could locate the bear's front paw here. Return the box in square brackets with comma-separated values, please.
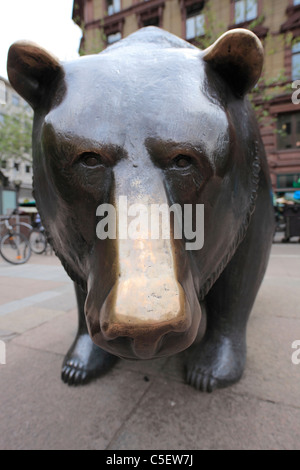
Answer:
[185, 336, 246, 392]
[61, 334, 118, 386]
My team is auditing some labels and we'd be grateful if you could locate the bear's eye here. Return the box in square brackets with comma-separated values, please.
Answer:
[80, 152, 103, 167]
[173, 155, 192, 168]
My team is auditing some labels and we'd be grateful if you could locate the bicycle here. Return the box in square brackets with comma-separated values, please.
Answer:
[29, 225, 48, 254]
[0, 216, 32, 264]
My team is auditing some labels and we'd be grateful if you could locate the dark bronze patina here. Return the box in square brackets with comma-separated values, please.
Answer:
[7, 27, 274, 392]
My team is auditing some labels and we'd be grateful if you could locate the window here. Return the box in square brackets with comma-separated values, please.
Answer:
[234, 0, 257, 24]
[277, 113, 300, 150]
[1, 160, 7, 170]
[142, 16, 159, 27]
[103, 15, 124, 44]
[107, 32, 122, 45]
[14, 162, 20, 172]
[107, 0, 120, 16]
[292, 42, 300, 81]
[277, 173, 300, 190]
[186, 3, 205, 40]
[294, 0, 300, 5]
[136, 1, 164, 29]
[0, 80, 6, 105]
[25, 165, 31, 174]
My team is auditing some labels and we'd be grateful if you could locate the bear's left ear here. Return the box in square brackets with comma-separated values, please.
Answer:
[7, 41, 63, 110]
[203, 28, 264, 98]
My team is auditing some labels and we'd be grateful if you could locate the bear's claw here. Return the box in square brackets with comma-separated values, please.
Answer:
[186, 369, 218, 393]
[61, 360, 89, 385]
[61, 334, 118, 386]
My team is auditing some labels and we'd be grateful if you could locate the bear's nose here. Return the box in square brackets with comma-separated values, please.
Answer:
[98, 237, 190, 359]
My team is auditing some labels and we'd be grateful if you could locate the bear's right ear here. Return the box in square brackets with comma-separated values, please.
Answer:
[7, 41, 63, 110]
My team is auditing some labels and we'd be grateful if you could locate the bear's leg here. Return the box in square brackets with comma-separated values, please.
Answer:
[186, 184, 274, 392]
[61, 282, 118, 385]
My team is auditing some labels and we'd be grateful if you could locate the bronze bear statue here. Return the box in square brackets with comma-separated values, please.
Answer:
[7, 27, 274, 392]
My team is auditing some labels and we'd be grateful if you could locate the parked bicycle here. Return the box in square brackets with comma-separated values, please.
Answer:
[0, 216, 32, 264]
[29, 225, 48, 254]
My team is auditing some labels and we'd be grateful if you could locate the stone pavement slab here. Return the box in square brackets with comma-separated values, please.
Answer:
[107, 378, 300, 450]
[0, 245, 299, 450]
[0, 342, 151, 450]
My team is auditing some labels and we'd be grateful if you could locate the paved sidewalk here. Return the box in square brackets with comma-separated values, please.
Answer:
[0, 243, 299, 450]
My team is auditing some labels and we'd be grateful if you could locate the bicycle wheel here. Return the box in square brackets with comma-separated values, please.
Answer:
[29, 229, 47, 254]
[0, 232, 31, 265]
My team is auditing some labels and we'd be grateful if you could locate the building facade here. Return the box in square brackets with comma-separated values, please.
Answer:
[0, 76, 33, 214]
[72, 0, 300, 194]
